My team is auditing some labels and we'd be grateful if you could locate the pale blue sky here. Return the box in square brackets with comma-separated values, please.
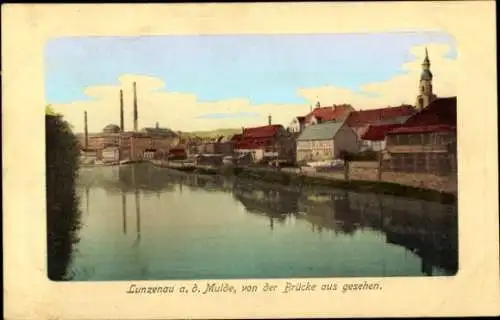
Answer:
[44, 32, 457, 107]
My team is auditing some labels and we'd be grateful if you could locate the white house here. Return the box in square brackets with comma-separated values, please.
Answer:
[102, 146, 120, 163]
[296, 120, 359, 163]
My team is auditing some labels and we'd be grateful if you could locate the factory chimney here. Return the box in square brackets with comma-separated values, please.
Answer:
[120, 89, 124, 132]
[133, 82, 138, 131]
[84, 110, 89, 149]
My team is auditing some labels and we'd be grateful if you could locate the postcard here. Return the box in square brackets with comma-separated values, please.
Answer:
[2, 2, 499, 319]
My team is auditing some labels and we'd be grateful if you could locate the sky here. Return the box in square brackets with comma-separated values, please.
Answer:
[46, 32, 457, 133]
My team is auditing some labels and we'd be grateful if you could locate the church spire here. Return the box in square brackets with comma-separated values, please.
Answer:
[422, 47, 430, 69]
[420, 47, 432, 81]
[415, 47, 437, 110]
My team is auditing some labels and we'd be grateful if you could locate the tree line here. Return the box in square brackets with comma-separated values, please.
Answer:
[46, 105, 81, 280]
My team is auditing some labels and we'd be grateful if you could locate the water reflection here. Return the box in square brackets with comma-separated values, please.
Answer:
[74, 163, 458, 280]
[135, 189, 141, 243]
[122, 194, 127, 235]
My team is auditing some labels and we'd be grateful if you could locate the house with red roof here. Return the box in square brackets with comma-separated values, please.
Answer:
[235, 122, 294, 163]
[345, 104, 416, 150]
[360, 124, 403, 151]
[384, 97, 457, 175]
[288, 102, 355, 133]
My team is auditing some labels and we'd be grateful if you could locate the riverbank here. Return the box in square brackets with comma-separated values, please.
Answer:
[150, 161, 457, 204]
[80, 160, 147, 168]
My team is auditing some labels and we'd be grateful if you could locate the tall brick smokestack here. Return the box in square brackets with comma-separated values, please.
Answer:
[133, 82, 138, 131]
[84, 110, 89, 149]
[120, 89, 124, 132]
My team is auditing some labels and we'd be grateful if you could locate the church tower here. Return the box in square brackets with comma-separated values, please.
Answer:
[415, 47, 437, 110]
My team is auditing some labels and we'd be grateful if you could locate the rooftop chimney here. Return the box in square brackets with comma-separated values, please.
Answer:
[133, 82, 138, 132]
[268, 114, 272, 125]
[84, 110, 89, 149]
[315, 101, 321, 109]
[156, 122, 159, 129]
[120, 89, 124, 132]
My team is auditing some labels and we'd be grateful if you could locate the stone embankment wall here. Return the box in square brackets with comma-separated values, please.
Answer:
[347, 161, 457, 194]
[150, 160, 457, 201]
[281, 161, 457, 194]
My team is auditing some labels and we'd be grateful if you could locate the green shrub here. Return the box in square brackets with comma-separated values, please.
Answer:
[46, 113, 81, 281]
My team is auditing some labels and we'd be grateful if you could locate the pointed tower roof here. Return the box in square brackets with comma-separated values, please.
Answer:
[423, 47, 430, 64]
[420, 47, 433, 80]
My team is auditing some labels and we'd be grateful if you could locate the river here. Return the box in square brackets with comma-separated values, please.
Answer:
[66, 163, 458, 280]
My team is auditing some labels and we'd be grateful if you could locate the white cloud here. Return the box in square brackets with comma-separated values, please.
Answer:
[52, 43, 456, 133]
[298, 43, 456, 108]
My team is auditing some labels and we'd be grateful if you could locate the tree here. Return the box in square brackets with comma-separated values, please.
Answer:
[46, 112, 81, 280]
[45, 104, 59, 116]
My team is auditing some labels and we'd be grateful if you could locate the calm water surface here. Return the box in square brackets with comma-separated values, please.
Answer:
[68, 163, 458, 280]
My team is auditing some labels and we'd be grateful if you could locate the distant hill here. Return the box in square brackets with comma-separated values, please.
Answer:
[180, 128, 242, 138]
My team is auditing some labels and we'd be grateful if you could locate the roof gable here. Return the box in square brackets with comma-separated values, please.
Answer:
[388, 124, 455, 135]
[304, 104, 354, 123]
[297, 121, 346, 141]
[230, 133, 243, 142]
[242, 124, 283, 138]
[361, 124, 402, 141]
[403, 97, 456, 127]
[346, 105, 416, 127]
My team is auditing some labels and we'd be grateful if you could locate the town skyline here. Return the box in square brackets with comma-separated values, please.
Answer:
[46, 32, 457, 133]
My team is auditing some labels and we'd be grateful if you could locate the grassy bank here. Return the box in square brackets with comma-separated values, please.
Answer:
[184, 165, 456, 204]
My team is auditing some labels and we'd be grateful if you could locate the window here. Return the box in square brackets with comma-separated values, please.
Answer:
[431, 133, 447, 146]
[422, 133, 431, 145]
[438, 154, 451, 175]
[428, 153, 439, 173]
[399, 134, 409, 145]
[386, 135, 395, 146]
[402, 153, 413, 171]
[408, 134, 422, 145]
[440, 133, 452, 145]
[392, 154, 403, 171]
[415, 153, 426, 172]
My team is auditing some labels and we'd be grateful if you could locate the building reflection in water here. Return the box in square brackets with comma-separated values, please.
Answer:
[230, 178, 457, 274]
[85, 187, 90, 216]
[131, 164, 141, 244]
[135, 189, 141, 243]
[109, 165, 144, 245]
[80, 163, 458, 275]
[122, 193, 127, 235]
